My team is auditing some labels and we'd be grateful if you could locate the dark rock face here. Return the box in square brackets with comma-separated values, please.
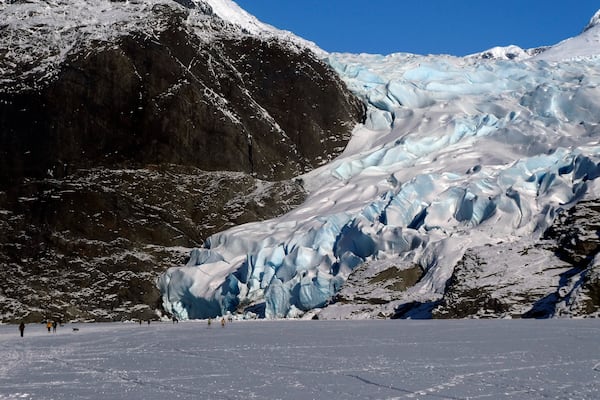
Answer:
[542, 201, 600, 316]
[0, 2, 365, 322]
[430, 201, 600, 319]
[0, 166, 307, 323]
[430, 253, 511, 319]
[0, 5, 364, 186]
[330, 262, 423, 309]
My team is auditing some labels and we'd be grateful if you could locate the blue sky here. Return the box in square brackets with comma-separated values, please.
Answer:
[235, 1, 600, 56]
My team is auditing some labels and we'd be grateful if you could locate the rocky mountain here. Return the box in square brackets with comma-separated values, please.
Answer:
[0, 0, 364, 322]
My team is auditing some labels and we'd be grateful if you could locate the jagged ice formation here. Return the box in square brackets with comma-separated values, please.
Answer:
[158, 7, 600, 320]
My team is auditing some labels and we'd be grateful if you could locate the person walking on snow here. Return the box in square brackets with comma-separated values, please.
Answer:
[19, 322, 25, 337]
[46, 321, 52, 333]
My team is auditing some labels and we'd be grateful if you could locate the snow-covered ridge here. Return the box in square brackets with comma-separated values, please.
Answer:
[470, 10, 600, 63]
[159, 10, 600, 320]
[584, 8, 600, 32]
[535, 11, 600, 62]
[0, 0, 322, 91]
[202, 0, 324, 56]
[465, 44, 539, 61]
[1, 0, 176, 88]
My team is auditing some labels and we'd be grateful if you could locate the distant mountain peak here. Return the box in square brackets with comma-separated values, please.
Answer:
[534, 8, 600, 62]
[583, 8, 600, 32]
[466, 44, 536, 61]
[201, 0, 325, 56]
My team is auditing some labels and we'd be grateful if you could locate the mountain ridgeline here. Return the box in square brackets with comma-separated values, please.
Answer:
[0, 1, 364, 184]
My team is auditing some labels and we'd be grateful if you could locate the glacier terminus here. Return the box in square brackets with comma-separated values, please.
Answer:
[159, 6, 600, 320]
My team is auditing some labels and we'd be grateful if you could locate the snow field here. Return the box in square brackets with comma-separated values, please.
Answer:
[0, 319, 598, 400]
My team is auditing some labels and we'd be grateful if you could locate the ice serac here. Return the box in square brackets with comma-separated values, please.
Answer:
[159, 8, 600, 320]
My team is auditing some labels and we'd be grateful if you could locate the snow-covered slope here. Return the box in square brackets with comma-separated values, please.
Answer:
[202, 0, 324, 56]
[0, 0, 322, 92]
[466, 44, 542, 61]
[534, 10, 600, 62]
[159, 9, 600, 320]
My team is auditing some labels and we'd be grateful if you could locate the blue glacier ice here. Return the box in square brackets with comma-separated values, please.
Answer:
[158, 26, 600, 320]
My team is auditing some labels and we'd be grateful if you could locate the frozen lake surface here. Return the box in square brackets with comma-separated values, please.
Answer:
[0, 319, 598, 399]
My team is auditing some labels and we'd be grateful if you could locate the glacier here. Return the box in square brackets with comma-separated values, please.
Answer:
[158, 8, 600, 320]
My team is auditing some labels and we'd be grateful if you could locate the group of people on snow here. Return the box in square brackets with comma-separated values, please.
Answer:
[18, 318, 62, 337]
[17, 314, 234, 337]
[206, 317, 228, 328]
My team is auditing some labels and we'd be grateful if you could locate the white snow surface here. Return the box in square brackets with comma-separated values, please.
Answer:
[202, 0, 324, 56]
[0, 320, 598, 399]
[159, 14, 600, 320]
[534, 25, 600, 62]
[466, 44, 536, 61]
[584, 8, 600, 32]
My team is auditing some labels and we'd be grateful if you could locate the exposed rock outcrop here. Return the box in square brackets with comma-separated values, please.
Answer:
[431, 201, 600, 319]
[0, 166, 307, 322]
[0, 3, 364, 186]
